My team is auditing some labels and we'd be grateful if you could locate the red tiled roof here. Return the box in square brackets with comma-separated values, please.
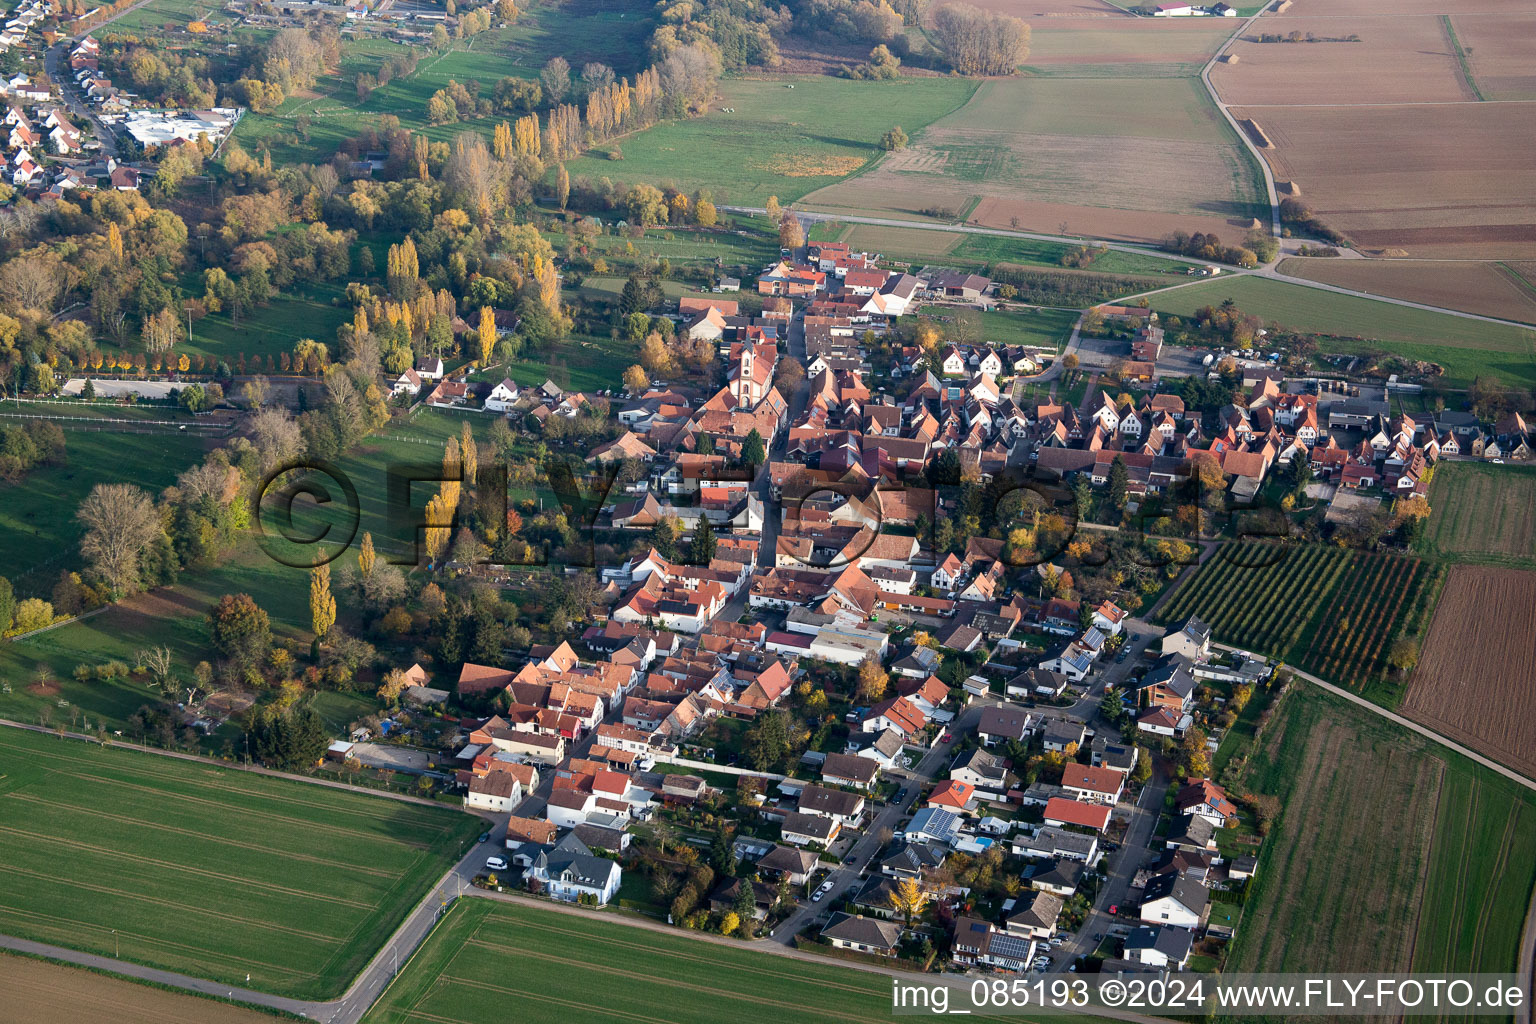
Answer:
[1044, 797, 1112, 831]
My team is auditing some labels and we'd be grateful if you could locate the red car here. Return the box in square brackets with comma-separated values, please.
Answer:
[1108, 905, 1118, 915]
[942, 733, 954, 743]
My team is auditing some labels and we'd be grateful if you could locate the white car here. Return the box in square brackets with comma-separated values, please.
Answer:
[811, 890, 825, 903]
[485, 856, 508, 871]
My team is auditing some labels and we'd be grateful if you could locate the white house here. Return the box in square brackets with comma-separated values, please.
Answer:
[1139, 872, 1207, 930]
[465, 772, 522, 812]
[526, 832, 622, 905]
[1123, 925, 1193, 969]
[485, 378, 521, 412]
[391, 368, 423, 396]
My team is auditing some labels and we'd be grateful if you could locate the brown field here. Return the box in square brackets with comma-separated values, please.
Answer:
[1405, 566, 1536, 779]
[1284, 0, 1526, 14]
[1229, 101, 1536, 259]
[1276, 258, 1536, 324]
[838, 223, 962, 258]
[971, 196, 1243, 244]
[0, 954, 277, 1024]
[1453, 12, 1536, 100]
[1211, 16, 1474, 105]
[1026, 19, 1235, 66]
[804, 76, 1263, 245]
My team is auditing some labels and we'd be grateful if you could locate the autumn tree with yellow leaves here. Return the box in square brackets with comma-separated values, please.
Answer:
[478, 306, 497, 365]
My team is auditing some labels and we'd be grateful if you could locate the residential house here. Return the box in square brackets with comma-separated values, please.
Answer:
[952, 917, 1037, 971]
[1043, 797, 1112, 833]
[902, 806, 962, 846]
[1060, 764, 1125, 806]
[1166, 813, 1219, 854]
[1041, 719, 1088, 753]
[1001, 890, 1063, 939]
[977, 705, 1034, 748]
[821, 913, 901, 956]
[1161, 617, 1211, 661]
[1176, 778, 1239, 828]
[526, 833, 622, 905]
[927, 779, 976, 813]
[757, 844, 820, 886]
[950, 748, 1012, 802]
[1139, 871, 1207, 930]
[1029, 858, 1084, 897]
[798, 785, 866, 829]
[821, 752, 881, 790]
[1123, 925, 1193, 969]
[781, 811, 839, 847]
[1014, 826, 1098, 863]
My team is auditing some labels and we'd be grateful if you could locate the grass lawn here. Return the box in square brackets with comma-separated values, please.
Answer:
[1418, 461, 1536, 567]
[562, 75, 978, 207]
[182, 282, 352, 366]
[0, 727, 482, 999]
[1144, 276, 1536, 389]
[1222, 689, 1536, 995]
[501, 329, 636, 393]
[917, 305, 1079, 350]
[0, 426, 209, 589]
[364, 898, 1124, 1024]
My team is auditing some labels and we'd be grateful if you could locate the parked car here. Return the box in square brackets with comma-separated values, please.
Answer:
[811, 890, 825, 903]
[1115, 649, 1130, 663]
[485, 856, 508, 871]
[942, 732, 954, 743]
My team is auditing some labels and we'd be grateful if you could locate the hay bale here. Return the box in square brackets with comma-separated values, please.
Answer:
[1239, 117, 1273, 148]
[1381, 248, 1410, 258]
[1277, 180, 1300, 196]
[1220, 53, 1240, 64]
[1274, 0, 1292, 11]
[1248, 217, 1264, 230]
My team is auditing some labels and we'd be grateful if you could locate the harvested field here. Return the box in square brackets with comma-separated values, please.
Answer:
[1406, 566, 1536, 779]
[1453, 12, 1536, 100]
[1419, 461, 1536, 565]
[804, 77, 1264, 245]
[838, 224, 962, 259]
[1226, 101, 1536, 259]
[1284, 0, 1526, 14]
[1025, 18, 1234, 70]
[1211, 16, 1475, 105]
[1226, 688, 1536, 993]
[0, 953, 277, 1024]
[1276, 258, 1536, 324]
[973, 197, 1240, 244]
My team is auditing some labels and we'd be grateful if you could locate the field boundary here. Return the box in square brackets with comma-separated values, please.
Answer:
[1214, 643, 1536, 791]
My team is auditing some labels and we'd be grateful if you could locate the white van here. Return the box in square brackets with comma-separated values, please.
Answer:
[485, 856, 508, 871]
